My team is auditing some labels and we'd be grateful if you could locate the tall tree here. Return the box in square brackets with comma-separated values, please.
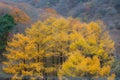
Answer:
[3, 34, 43, 79]
[58, 20, 115, 79]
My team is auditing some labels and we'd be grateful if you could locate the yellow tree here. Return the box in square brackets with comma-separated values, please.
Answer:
[25, 17, 71, 76]
[58, 19, 115, 79]
[3, 34, 43, 79]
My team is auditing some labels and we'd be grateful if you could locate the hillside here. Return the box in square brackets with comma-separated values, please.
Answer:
[10, 0, 120, 29]
[0, 0, 120, 79]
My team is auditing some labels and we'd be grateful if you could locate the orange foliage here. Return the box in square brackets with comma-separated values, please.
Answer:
[10, 7, 31, 24]
[39, 8, 59, 20]
[45, 8, 57, 14]
[0, 2, 31, 24]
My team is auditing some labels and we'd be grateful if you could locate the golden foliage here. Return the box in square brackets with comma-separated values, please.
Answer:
[3, 17, 114, 79]
[59, 53, 115, 79]
[3, 34, 43, 78]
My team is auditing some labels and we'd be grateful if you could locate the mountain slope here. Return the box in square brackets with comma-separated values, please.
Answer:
[12, 0, 120, 29]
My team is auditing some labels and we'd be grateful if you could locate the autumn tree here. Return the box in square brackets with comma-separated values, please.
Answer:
[3, 34, 43, 79]
[58, 19, 115, 79]
[25, 18, 70, 77]
[10, 7, 31, 24]
[3, 17, 115, 79]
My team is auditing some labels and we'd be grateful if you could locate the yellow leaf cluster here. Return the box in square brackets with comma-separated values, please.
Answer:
[59, 52, 113, 78]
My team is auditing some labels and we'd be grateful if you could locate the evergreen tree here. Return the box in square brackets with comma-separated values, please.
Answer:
[0, 14, 15, 53]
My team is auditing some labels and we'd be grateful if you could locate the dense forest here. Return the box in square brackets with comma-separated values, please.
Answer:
[0, 0, 120, 80]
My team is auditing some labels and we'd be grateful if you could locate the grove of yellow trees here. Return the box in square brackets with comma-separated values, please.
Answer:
[2, 17, 115, 79]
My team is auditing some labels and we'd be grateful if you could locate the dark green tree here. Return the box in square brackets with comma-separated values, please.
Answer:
[0, 14, 15, 53]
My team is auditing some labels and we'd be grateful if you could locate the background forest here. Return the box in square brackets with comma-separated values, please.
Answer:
[0, 0, 120, 80]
